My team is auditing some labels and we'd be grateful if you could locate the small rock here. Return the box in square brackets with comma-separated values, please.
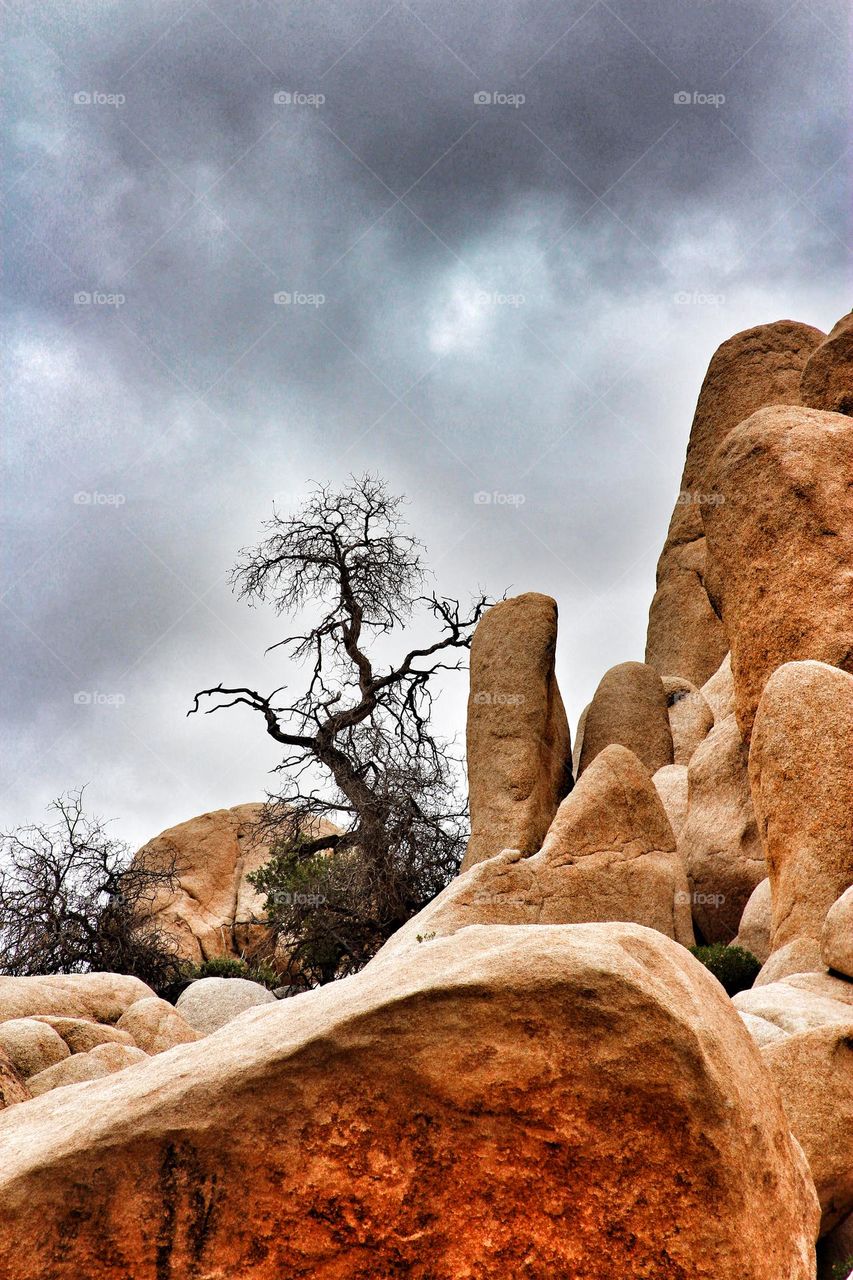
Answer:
[176, 978, 277, 1035]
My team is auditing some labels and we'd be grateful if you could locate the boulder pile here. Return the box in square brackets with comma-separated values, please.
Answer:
[0, 310, 849, 1276]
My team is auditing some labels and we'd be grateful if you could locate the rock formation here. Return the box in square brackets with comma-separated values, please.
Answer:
[576, 660, 673, 777]
[380, 745, 694, 955]
[646, 319, 825, 687]
[0, 924, 819, 1278]
[822, 887, 853, 980]
[703, 406, 853, 742]
[680, 713, 765, 943]
[663, 675, 714, 765]
[462, 593, 572, 870]
[749, 661, 853, 979]
[799, 311, 853, 415]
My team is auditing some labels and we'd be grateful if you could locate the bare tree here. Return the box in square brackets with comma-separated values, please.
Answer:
[0, 790, 182, 991]
[190, 474, 489, 986]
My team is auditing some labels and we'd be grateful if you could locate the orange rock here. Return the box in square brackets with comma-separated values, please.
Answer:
[0, 1049, 30, 1109]
[462, 593, 571, 870]
[577, 661, 672, 777]
[647, 319, 825, 686]
[703, 405, 853, 742]
[0, 924, 819, 1278]
[800, 310, 853, 415]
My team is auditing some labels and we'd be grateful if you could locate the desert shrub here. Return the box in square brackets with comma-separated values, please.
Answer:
[830, 1259, 853, 1280]
[688, 943, 761, 996]
[183, 955, 281, 990]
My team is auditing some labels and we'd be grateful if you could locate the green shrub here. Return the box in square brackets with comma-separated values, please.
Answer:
[688, 943, 761, 996]
[183, 955, 281, 991]
[830, 1259, 853, 1280]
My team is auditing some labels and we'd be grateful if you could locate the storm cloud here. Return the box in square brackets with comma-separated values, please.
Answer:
[2, 0, 849, 846]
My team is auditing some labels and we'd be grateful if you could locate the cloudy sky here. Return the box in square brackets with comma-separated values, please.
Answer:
[2, 0, 849, 849]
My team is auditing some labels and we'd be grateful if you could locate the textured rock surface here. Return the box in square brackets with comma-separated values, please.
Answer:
[26, 1052, 112, 1097]
[382, 746, 694, 955]
[823, 887, 853, 980]
[663, 676, 714, 765]
[0, 1019, 69, 1079]
[116, 997, 202, 1055]
[0, 973, 154, 1025]
[701, 651, 735, 724]
[463, 593, 572, 870]
[0, 924, 819, 1278]
[749, 662, 853, 968]
[799, 310, 853, 415]
[576, 661, 673, 777]
[176, 977, 277, 1035]
[681, 714, 765, 943]
[652, 763, 689, 838]
[646, 320, 825, 686]
[0, 1049, 31, 1109]
[735, 877, 772, 964]
[704, 406, 853, 741]
[30, 1016, 136, 1055]
[734, 978, 853, 1039]
[762, 1020, 853, 1236]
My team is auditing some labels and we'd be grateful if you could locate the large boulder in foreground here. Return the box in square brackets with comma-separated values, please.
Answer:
[462, 593, 572, 870]
[382, 745, 694, 955]
[749, 662, 853, 977]
[0, 924, 819, 1278]
[703, 404, 853, 742]
[646, 319, 825, 687]
[680, 713, 765, 943]
[576, 661, 673, 777]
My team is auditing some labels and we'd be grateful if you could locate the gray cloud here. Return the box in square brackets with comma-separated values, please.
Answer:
[2, 0, 849, 846]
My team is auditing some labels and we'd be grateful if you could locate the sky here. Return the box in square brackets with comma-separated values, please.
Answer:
[2, 0, 850, 850]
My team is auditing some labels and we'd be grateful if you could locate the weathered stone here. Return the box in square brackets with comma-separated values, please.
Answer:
[577, 661, 673, 777]
[116, 997, 202, 1055]
[700, 651, 735, 724]
[0, 1019, 69, 1079]
[735, 877, 772, 965]
[762, 1020, 853, 1236]
[462, 593, 572, 870]
[30, 1016, 136, 1055]
[381, 746, 694, 955]
[647, 320, 825, 686]
[823, 887, 853, 980]
[0, 924, 819, 1277]
[799, 310, 853, 415]
[0, 973, 154, 1025]
[734, 979, 853, 1038]
[662, 676, 714, 765]
[0, 1049, 30, 1108]
[571, 702, 589, 777]
[652, 763, 689, 838]
[26, 1052, 112, 1097]
[681, 714, 765, 943]
[703, 406, 853, 741]
[175, 977, 277, 1036]
[749, 661, 853, 970]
